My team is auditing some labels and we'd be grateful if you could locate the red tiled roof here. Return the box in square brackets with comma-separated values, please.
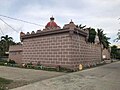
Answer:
[46, 21, 58, 28]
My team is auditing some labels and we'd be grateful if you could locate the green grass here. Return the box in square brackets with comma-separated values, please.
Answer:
[0, 77, 13, 90]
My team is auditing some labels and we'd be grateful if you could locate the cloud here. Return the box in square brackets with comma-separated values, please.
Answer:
[0, 0, 120, 44]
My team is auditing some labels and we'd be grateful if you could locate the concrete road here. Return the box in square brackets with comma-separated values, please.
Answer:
[0, 66, 65, 82]
[11, 61, 120, 90]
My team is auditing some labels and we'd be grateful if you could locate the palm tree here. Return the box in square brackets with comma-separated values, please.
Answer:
[114, 30, 120, 42]
[111, 45, 118, 59]
[97, 29, 110, 61]
[97, 29, 110, 49]
[0, 41, 4, 56]
[78, 24, 86, 29]
[88, 27, 96, 43]
[1, 35, 15, 53]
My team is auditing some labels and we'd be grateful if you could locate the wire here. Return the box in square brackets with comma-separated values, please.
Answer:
[0, 18, 19, 33]
[0, 27, 4, 35]
[0, 14, 44, 26]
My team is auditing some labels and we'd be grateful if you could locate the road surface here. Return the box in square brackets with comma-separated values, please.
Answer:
[11, 61, 120, 90]
[0, 66, 65, 82]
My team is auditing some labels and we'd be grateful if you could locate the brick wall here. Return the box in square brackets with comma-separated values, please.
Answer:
[22, 33, 73, 68]
[102, 48, 111, 60]
[9, 20, 102, 70]
[9, 45, 22, 64]
[22, 29, 101, 70]
[68, 32, 101, 69]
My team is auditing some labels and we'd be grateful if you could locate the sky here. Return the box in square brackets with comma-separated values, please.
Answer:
[0, 0, 120, 45]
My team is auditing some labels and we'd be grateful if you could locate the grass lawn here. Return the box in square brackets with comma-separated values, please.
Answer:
[0, 77, 13, 90]
[0, 77, 28, 90]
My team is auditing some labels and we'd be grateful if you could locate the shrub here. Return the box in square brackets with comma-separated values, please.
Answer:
[27, 62, 32, 65]
[0, 62, 5, 66]
[34, 65, 43, 70]
[8, 59, 16, 64]
[0, 59, 8, 66]
[0, 60, 8, 63]
[27, 65, 34, 69]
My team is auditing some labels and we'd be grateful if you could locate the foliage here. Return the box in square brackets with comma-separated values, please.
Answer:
[0, 35, 15, 57]
[78, 25, 97, 43]
[0, 62, 5, 66]
[8, 59, 16, 64]
[97, 29, 110, 49]
[78, 24, 86, 29]
[0, 78, 12, 84]
[88, 28, 96, 43]
[78, 25, 110, 48]
[0, 60, 8, 66]
[0, 59, 7, 63]
[26, 62, 33, 65]
[111, 45, 120, 59]
[0, 77, 13, 90]
[114, 30, 120, 42]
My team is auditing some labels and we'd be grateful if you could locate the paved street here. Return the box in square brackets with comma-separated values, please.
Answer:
[11, 61, 120, 90]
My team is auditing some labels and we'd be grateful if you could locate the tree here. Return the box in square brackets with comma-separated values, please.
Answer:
[0, 35, 15, 56]
[114, 30, 120, 42]
[78, 24, 86, 29]
[97, 29, 110, 61]
[97, 29, 110, 49]
[0, 41, 4, 56]
[111, 45, 120, 59]
[77, 25, 96, 43]
[88, 27, 96, 43]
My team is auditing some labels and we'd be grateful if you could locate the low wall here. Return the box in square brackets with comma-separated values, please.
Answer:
[9, 45, 22, 64]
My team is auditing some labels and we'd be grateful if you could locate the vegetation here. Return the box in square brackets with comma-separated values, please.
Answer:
[0, 59, 73, 72]
[88, 28, 96, 43]
[0, 77, 13, 90]
[78, 25, 97, 43]
[78, 24, 110, 49]
[0, 59, 16, 66]
[78, 24, 86, 29]
[0, 60, 7, 66]
[114, 30, 120, 42]
[111, 45, 120, 59]
[0, 35, 15, 57]
[8, 59, 16, 64]
[97, 29, 110, 49]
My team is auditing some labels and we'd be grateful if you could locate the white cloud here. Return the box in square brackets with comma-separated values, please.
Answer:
[0, 0, 120, 44]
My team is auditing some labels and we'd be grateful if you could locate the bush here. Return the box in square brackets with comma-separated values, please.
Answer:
[27, 62, 32, 65]
[0, 60, 8, 63]
[43, 67, 56, 71]
[0, 62, 5, 66]
[0, 59, 8, 66]
[34, 65, 42, 70]
[27, 65, 34, 69]
[8, 59, 16, 64]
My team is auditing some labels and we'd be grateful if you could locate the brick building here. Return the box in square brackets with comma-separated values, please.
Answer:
[9, 17, 103, 70]
[9, 44, 22, 64]
[102, 48, 111, 60]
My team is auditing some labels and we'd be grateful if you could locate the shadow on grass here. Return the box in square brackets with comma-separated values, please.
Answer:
[0, 77, 13, 90]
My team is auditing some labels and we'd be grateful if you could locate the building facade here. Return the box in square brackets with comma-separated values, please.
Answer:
[102, 48, 111, 60]
[9, 17, 105, 70]
[9, 44, 22, 64]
